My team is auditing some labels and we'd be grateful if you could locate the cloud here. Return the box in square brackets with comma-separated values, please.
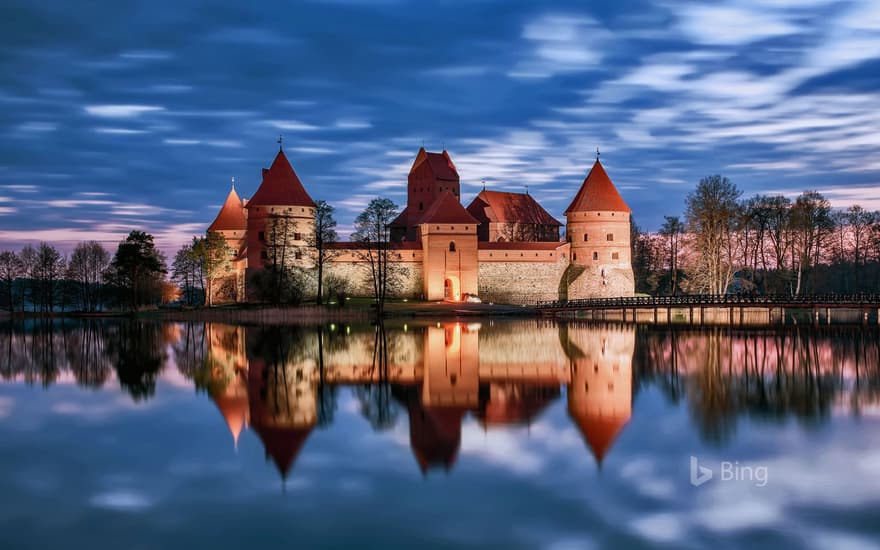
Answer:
[89, 490, 153, 511]
[94, 127, 149, 135]
[510, 14, 611, 78]
[674, 4, 801, 45]
[264, 120, 319, 131]
[84, 105, 165, 118]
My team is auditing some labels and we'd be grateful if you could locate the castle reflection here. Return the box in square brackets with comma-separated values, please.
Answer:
[199, 321, 634, 478]
[2, 320, 879, 481]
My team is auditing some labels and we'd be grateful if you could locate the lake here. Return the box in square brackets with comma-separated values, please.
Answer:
[1, 319, 878, 549]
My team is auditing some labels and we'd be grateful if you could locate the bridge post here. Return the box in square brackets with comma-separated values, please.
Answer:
[653, 307, 658, 324]
[729, 306, 734, 325]
[689, 307, 694, 324]
[863, 308, 869, 326]
[780, 307, 785, 326]
[740, 306, 745, 326]
[826, 307, 831, 325]
[813, 307, 819, 326]
[700, 307, 705, 326]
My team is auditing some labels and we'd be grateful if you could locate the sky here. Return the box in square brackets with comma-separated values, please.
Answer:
[1, 0, 879, 253]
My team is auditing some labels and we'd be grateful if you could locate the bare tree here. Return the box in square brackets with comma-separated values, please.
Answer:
[659, 216, 684, 295]
[33, 243, 65, 314]
[307, 200, 339, 305]
[0, 251, 22, 313]
[352, 198, 399, 317]
[685, 175, 742, 294]
[790, 191, 833, 295]
[191, 232, 233, 306]
[67, 241, 110, 312]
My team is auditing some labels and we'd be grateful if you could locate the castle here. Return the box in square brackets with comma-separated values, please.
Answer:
[207, 145, 634, 304]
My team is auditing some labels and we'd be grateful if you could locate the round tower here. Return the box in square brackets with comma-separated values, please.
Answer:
[244, 147, 317, 299]
[564, 159, 634, 298]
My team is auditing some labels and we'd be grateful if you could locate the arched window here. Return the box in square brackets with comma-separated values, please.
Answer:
[449, 241, 456, 252]
[583, 234, 589, 242]
[593, 251, 598, 260]
[419, 202, 423, 210]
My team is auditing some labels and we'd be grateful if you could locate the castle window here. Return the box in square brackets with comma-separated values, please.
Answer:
[593, 252, 598, 260]
[294, 232, 302, 240]
[584, 382, 589, 392]
[584, 234, 589, 242]
[608, 382, 614, 392]
[419, 202, 423, 210]
[572, 253, 576, 261]
[449, 242, 456, 252]
[607, 233, 614, 241]
[301, 208, 305, 212]
[612, 252, 619, 260]
[295, 250, 302, 260]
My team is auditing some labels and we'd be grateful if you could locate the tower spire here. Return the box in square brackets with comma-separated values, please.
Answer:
[278, 134, 283, 152]
[231, 176, 235, 190]
[596, 147, 600, 161]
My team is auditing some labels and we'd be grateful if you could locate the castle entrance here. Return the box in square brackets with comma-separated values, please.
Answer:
[444, 277, 461, 301]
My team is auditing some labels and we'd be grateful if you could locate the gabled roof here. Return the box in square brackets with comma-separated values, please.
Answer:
[208, 187, 248, 232]
[247, 150, 316, 208]
[565, 160, 631, 214]
[467, 190, 562, 226]
[410, 147, 459, 181]
[419, 191, 478, 225]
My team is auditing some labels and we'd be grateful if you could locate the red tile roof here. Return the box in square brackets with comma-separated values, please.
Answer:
[569, 409, 629, 466]
[253, 425, 312, 479]
[411, 147, 458, 181]
[419, 191, 478, 224]
[208, 187, 247, 232]
[467, 190, 561, 226]
[330, 241, 422, 250]
[478, 241, 564, 251]
[247, 150, 316, 208]
[565, 160, 631, 214]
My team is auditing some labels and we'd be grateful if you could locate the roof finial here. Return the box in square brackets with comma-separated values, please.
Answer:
[231, 176, 235, 190]
[278, 134, 283, 152]
[421, 139, 425, 148]
[442, 140, 446, 151]
[525, 185, 529, 195]
[596, 147, 600, 162]
[482, 179, 486, 191]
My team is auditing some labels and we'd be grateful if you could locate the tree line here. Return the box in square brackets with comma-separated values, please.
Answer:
[632, 175, 880, 296]
[0, 231, 173, 314]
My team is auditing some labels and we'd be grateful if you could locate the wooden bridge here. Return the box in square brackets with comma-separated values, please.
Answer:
[537, 294, 880, 326]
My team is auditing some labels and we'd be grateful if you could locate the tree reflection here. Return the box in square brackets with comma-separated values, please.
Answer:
[638, 326, 880, 444]
[105, 321, 167, 400]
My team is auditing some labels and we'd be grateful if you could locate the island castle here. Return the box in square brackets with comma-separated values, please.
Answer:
[207, 146, 634, 304]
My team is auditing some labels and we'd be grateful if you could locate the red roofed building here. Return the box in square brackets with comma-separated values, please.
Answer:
[204, 144, 634, 304]
[467, 189, 561, 242]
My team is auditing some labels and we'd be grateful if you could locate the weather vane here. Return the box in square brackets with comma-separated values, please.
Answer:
[278, 134, 283, 151]
[596, 147, 600, 161]
[231, 176, 235, 190]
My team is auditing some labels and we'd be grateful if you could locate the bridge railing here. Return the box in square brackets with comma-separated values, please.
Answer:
[537, 293, 880, 309]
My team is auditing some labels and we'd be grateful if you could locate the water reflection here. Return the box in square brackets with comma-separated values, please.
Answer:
[1, 319, 879, 480]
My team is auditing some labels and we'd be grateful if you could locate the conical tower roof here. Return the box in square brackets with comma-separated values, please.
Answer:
[568, 406, 629, 466]
[247, 150, 316, 208]
[565, 160, 631, 214]
[208, 186, 247, 232]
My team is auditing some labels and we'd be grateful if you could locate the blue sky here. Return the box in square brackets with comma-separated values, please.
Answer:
[1, 0, 879, 252]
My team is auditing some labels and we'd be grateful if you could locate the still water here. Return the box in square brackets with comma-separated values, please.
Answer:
[0, 319, 878, 549]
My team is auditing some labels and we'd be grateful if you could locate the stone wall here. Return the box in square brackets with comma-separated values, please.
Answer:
[567, 265, 635, 300]
[324, 259, 424, 299]
[477, 255, 568, 305]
